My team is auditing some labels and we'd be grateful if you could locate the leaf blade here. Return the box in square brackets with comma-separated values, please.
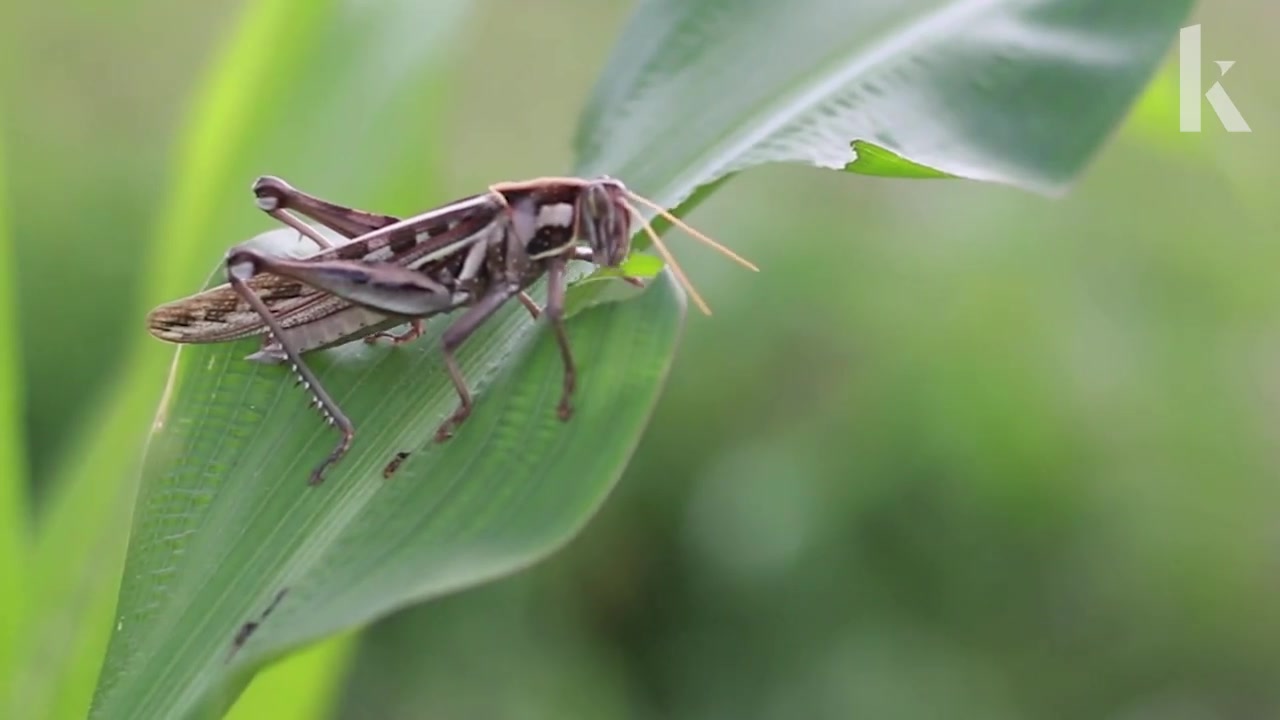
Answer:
[0, 108, 32, 720]
[576, 0, 1196, 198]
[96, 270, 684, 720]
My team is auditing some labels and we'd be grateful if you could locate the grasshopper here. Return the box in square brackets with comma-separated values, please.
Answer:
[149, 175, 755, 484]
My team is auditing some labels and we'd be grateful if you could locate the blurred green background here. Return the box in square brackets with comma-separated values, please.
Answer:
[3, 0, 1278, 718]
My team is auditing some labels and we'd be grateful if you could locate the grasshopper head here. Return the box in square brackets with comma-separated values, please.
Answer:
[577, 178, 632, 267]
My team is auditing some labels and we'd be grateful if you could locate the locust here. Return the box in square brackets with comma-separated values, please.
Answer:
[148, 175, 756, 485]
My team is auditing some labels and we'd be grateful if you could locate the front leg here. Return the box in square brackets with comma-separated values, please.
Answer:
[435, 284, 521, 441]
[517, 291, 541, 319]
[433, 262, 574, 441]
[544, 257, 576, 420]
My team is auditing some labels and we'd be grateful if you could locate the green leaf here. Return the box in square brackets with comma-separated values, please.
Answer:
[846, 140, 955, 179]
[0, 114, 32, 719]
[576, 0, 1195, 197]
[96, 272, 684, 720]
[618, 253, 666, 279]
[565, 253, 666, 311]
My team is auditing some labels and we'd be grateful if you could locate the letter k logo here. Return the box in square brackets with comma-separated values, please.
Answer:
[1180, 24, 1251, 132]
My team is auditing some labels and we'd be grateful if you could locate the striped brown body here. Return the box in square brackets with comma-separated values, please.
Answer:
[148, 174, 752, 485]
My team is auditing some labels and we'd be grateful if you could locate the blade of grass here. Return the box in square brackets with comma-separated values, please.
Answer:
[0, 113, 32, 720]
[81, 0, 472, 717]
[17, 4, 332, 718]
[576, 0, 1197, 199]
